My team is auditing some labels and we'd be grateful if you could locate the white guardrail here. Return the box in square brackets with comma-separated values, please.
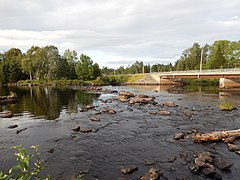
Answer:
[108, 68, 240, 76]
[150, 68, 240, 75]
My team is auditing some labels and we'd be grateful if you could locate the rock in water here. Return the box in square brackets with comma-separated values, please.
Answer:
[140, 167, 161, 180]
[158, 110, 171, 116]
[0, 112, 14, 118]
[163, 101, 177, 107]
[120, 165, 138, 174]
[84, 105, 95, 110]
[80, 128, 92, 133]
[212, 157, 232, 170]
[174, 132, 185, 140]
[8, 124, 18, 129]
[90, 117, 100, 121]
[227, 143, 239, 151]
[72, 126, 80, 132]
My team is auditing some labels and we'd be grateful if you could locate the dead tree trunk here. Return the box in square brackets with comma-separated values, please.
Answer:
[193, 129, 240, 142]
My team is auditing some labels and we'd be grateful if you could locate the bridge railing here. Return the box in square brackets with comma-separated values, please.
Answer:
[150, 68, 240, 75]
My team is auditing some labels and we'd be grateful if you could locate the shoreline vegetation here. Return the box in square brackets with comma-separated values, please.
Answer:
[1, 40, 240, 87]
[2, 75, 220, 88]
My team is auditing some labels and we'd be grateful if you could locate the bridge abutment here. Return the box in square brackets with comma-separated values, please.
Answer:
[219, 78, 240, 89]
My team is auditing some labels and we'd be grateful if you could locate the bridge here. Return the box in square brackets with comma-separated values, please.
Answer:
[141, 68, 240, 88]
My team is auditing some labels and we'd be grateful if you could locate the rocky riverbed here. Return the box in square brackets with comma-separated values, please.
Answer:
[0, 86, 240, 179]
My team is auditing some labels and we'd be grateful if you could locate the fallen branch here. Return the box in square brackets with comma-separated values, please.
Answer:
[193, 129, 240, 142]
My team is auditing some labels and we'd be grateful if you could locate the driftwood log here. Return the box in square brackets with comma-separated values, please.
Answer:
[193, 129, 240, 142]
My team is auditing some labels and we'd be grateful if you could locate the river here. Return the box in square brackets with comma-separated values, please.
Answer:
[0, 85, 240, 179]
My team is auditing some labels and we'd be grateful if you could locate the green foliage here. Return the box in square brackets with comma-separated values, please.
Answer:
[75, 54, 101, 81]
[218, 102, 234, 111]
[0, 145, 49, 180]
[174, 40, 240, 71]
[207, 43, 227, 69]
[1, 48, 25, 83]
[1, 40, 240, 85]
[151, 63, 173, 72]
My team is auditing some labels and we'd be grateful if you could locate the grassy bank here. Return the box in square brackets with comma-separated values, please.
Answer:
[15, 74, 144, 87]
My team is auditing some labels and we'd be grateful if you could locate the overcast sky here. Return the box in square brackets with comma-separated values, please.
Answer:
[0, 0, 240, 68]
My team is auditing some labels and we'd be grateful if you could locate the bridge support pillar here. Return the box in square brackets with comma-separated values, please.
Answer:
[219, 78, 240, 89]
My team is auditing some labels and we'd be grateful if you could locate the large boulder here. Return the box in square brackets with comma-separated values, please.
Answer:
[119, 91, 134, 97]
[129, 95, 156, 105]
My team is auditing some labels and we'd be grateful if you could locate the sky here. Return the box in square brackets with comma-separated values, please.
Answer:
[0, 0, 240, 68]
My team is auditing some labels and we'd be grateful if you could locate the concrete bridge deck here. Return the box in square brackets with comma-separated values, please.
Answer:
[150, 68, 240, 79]
[147, 68, 240, 88]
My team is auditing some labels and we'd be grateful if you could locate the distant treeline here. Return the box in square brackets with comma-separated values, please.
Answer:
[0, 40, 240, 85]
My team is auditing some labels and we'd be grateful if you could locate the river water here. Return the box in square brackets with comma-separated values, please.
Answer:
[0, 85, 240, 179]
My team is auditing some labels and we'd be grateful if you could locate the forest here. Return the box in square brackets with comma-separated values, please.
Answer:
[0, 40, 240, 84]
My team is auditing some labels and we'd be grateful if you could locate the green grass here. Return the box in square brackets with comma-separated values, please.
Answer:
[126, 74, 145, 83]
[218, 102, 234, 111]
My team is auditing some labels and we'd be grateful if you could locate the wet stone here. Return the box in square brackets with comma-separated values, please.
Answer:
[119, 91, 135, 97]
[8, 124, 18, 129]
[144, 159, 156, 166]
[94, 111, 101, 115]
[149, 111, 158, 115]
[72, 126, 80, 132]
[235, 151, 240, 155]
[174, 132, 185, 140]
[0, 112, 14, 118]
[84, 105, 95, 110]
[212, 157, 232, 170]
[140, 167, 161, 180]
[201, 163, 216, 177]
[80, 128, 92, 133]
[48, 148, 55, 153]
[158, 110, 171, 116]
[223, 137, 235, 143]
[90, 117, 100, 122]
[189, 163, 201, 174]
[183, 111, 194, 117]
[227, 143, 239, 151]
[163, 101, 177, 107]
[167, 155, 177, 162]
[120, 165, 138, 175]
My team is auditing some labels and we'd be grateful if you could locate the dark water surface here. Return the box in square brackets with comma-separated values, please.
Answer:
[0, 85, 240, 179]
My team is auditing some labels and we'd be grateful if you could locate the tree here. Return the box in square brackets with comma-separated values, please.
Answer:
[22, 46, 40, 80]
[3, 48, 24, 82]
[207, 44, 227, 69]
[62, 49, 78, 79]
[75, 54, 94, 80]
[92, 63, 101, 79]
[43, 45, 60, 80]
[101, 66, 114, 75]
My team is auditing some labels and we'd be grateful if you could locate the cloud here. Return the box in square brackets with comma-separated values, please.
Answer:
[0, 0, 240, 68]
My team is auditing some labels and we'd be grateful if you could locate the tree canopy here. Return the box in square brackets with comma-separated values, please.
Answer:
[0, 40, 240, 85]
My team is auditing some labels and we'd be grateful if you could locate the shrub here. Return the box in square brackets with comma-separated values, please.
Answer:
[0, 145, 49, 180]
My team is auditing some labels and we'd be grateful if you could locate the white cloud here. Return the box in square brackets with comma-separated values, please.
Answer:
[0, 0, 240, 68]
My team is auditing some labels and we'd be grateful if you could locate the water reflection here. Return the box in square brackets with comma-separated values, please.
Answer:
[0, 86, 100, 120]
